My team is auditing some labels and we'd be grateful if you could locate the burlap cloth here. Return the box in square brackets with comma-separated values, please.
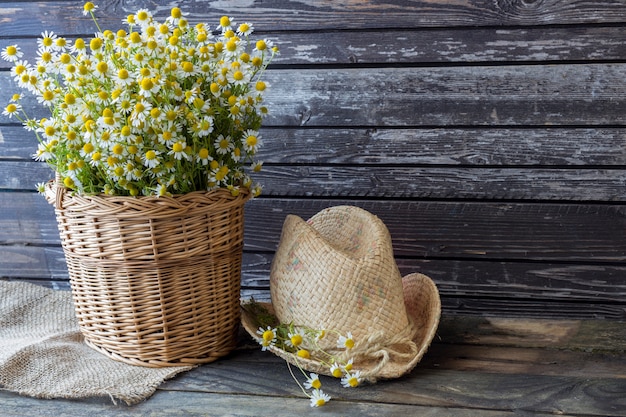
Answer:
[0, 281, 193, 405]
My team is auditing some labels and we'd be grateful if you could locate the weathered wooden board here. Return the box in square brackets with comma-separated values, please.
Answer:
[3, 25, 626, 70]
[3, 192, 624, 318]
[0, 388, 590, 417]
[3, 194, 625, 262]
[4, 126, 626, 166]
[0, 315, 624, 416]
[3, 161, 626, 201]
[3, 64, 626, 126]
[1, 0, 626, 38]
[244, 199, 626, 260]
[259, 66, 626, 127]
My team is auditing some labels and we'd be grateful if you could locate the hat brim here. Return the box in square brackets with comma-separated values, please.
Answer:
[240, 272, 441, 382]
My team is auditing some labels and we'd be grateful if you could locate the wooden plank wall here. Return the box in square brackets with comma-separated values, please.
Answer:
[0, 0, 625, 319]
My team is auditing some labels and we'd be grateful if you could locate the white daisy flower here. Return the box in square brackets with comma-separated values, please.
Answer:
[1, 45, 23, 62]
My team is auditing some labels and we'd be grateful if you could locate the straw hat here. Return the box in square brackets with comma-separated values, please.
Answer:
[241, 205, 441, 382]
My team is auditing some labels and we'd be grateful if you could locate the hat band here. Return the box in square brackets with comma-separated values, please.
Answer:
[328, 317, 419, 382]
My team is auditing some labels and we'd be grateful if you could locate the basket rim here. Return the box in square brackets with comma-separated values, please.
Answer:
[44, 178, 252, 216]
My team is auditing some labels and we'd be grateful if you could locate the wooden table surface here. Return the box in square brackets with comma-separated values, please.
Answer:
[0, 315, 624, 416]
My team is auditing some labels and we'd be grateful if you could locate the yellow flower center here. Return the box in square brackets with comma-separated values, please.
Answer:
[130, 32, 142, 44]
[141, 78, 154, 91]
[193, 97, 205, 110]
[40, 51, 52, 63]
[166, 110, 177, 121]
[262, 330, 274, 342]
[82, 143, 94, 153]
[96, 61, 108, 74]
[182, 61, 194, 73]
[297, 349, 310, 359]
[246, 135, 257, 148]
[226, 40, 237, 52]
[63, 176, 75, 188]
[215, 166, 229, 181]
[145, 150, 157, 160]
[44, 126, 56, 136]
[170, 7, 182, 18]
[290, 334, 303, 347]
[83, 2, 96, 13]
[256, 40, 267, 51]
[89, 37, 103, 51]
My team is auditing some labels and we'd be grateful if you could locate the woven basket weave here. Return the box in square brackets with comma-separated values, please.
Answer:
[45, 180, 249, 367]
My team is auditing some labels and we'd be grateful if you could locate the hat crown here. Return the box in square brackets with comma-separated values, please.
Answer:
[270, 206, 410, 341]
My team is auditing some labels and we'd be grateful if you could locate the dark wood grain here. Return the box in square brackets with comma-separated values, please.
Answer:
[243, 198, 626, 261]
[4, 191, 623, 319]
[3, 25, 626, 70]
[257, 127, 626, 166]
[4, 64, 626, 126]
[4, 162, 626, 200]
[0, 314, 623, 416]
[5, 126, 626, 166]
[0, 388, 588, 417]
[259, 65, 626, 127]
[1, 0, 626, 38]
[4, 194, 625, 262]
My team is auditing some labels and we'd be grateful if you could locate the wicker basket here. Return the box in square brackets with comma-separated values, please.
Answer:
[45, 179, 250, 367]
